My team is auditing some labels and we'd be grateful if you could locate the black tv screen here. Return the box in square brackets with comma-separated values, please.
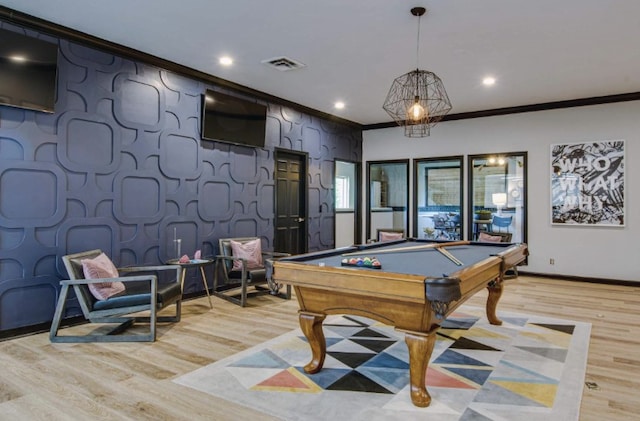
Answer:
[201, 90, 267, 147]
[0, 28, 58, 113]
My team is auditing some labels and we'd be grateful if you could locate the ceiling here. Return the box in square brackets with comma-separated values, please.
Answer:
[2, 0, 640, 125]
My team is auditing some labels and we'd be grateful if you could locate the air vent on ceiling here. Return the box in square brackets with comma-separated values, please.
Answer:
[261, 56, 306, 71]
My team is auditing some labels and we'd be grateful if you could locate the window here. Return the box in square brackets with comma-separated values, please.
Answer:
[335, 175, 351, 210]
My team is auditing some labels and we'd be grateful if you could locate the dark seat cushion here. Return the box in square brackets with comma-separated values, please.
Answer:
[227, 268, 266, 284]
[92, 282, 181, 311]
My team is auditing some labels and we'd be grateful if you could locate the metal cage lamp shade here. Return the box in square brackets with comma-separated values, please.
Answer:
[383, 7, 452, 137]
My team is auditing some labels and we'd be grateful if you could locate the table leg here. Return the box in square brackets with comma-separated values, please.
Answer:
[200, 266, 213, 309]
[179, 267, 187, 292]
[405, 331, 437, 407]
[486, 280, 504, 325]
[299, 312, 327, 374]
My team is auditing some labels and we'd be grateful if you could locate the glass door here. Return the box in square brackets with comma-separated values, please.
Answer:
[468, 153, 527, 243]
[366, 160, 409, 242]
[414, 157, 463, 240]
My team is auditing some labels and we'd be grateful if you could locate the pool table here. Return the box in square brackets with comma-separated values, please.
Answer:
[273, 239, 528, 407]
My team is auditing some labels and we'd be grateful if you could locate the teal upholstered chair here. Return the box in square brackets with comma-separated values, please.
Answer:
[50, 249, 182, 342]
[491, 215, 513, 233]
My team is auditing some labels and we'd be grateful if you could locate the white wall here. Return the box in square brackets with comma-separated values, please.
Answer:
[363, 101, 639, 282]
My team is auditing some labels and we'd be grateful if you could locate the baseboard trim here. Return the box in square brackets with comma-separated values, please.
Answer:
[518, 271, 638, 287]
[0, 315, 85, 342]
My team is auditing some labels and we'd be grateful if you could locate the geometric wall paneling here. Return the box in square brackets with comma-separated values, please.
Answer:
[320, 159, 334, 189]
[173, 220, 202, 257]
[1, 114, 58, 160]
[256, 182, 275, 220]
[0, 227, 58, 282]
[113, 72, 166, 131]
[62, 40, 123, 72]
[57, 217, 120, 259]
[0, 135, 25, 160]
[57, 111, 121, 173]
[306, 186, 322, 250]
[158, 76, 201, 132]
[280, 106, 306, 125]
[159, 70, 202, 97]
[198, 180, 232, 221]
[0, 19, 362, 334]
[159, 218, 202, 294]
[265, 115, 282, 149]
[119, 230, 161, 268]
[0, 276, 59, 330]
[228, 147, 262, 184]
[230, 218, 261, 240]
[319, 214, 335, 246]
[278, 109, 305, 149]
[161, 217, 201, 262]
[0, 106, 27, 130]
[58, 41, 126, 115]
[159, 131, 202, 179]
[0, 258, 22, 282]
[302, 125, 322, 156]
[0, 161, 66, 228]
[113, 171, 165, 224]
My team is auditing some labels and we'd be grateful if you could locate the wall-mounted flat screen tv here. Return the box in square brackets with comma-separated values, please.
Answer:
[201, 89, 267, 148]
[0, 27, 58, 113]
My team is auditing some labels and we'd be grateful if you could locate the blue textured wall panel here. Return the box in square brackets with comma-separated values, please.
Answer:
[0, 22, 362, 332]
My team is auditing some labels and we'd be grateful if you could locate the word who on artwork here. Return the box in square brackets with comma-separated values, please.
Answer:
[555, 155, 620, 213]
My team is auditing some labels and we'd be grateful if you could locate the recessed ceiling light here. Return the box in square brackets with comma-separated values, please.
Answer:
[334, 101, 345, 110]
[9, 55, 27, 63]
[483, 76, 496, 86]
[219, 56, 233, 66]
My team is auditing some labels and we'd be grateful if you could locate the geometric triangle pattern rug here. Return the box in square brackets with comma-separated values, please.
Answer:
[174, 306, 591, 421]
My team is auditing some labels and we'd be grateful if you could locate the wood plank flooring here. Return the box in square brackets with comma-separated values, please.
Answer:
[0, 275, 638, 420]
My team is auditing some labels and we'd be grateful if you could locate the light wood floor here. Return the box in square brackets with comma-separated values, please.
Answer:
[0, 276, 638, 420]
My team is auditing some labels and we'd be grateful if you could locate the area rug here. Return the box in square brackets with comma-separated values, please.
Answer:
[173, 306, 591, 421]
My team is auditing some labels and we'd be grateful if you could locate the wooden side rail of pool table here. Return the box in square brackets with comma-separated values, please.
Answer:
[274, 242, 528, 407]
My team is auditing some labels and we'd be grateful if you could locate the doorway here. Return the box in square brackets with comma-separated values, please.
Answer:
[334, 160, 360, 247]
[366, 160, 409, 242]
[413, 157, 463, 240]
[274, 150, 308, 255]
[468, 152, 527, 244]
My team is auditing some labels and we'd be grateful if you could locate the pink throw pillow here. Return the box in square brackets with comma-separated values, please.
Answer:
[81, 253, 125, 300]
[230, 239, 263, 271]
[478, 232, 503, 243]
[379, 231, 404, 241]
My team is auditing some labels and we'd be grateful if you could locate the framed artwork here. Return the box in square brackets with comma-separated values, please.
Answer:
[551, 140, 624, 226]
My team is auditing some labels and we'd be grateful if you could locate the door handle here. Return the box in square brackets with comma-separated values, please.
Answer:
[295, 217, 305, 223]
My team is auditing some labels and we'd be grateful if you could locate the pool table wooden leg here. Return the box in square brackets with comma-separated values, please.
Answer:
[486, 279, 504, 325]
[405, 331, 437, 407]
[299, 312, 327, 374]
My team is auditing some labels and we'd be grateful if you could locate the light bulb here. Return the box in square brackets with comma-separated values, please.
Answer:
[408, 96, 425, 121]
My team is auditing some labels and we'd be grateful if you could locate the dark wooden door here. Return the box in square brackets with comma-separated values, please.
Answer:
[275, 151, 307, 255]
